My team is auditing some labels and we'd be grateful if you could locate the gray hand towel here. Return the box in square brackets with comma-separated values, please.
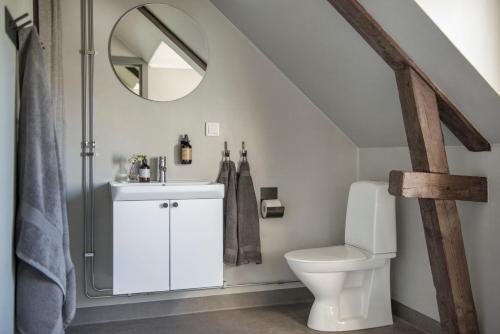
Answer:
[217, 160, 238, 265]
[15, 28, 76, 333]
[237, 161, 262, 264]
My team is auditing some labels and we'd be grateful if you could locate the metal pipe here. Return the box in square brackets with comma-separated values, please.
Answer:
[81, 0, 95, 299]
[81, 280, 302, 300]
[80, 0, 112, 298]
[86, 0, 112, 293]
[88, 0, 95, 255]
[223, 280, 300, 288]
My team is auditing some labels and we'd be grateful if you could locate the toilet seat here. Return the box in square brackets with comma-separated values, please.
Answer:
[285, 245, 394, 273]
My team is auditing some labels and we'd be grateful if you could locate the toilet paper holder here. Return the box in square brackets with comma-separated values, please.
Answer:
[260, 187, 285, 218]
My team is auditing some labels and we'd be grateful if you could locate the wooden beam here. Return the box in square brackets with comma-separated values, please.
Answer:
[327, 0, 490, 152]
[138, 6, 207, 71]
[389, 171, 488, 202]
[395, 67, 479, 334]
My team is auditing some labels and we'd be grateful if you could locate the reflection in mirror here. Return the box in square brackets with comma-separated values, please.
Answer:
[109, 4, 208, 102]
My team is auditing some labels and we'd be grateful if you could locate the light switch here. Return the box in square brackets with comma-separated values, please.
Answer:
[205, 122, 220, 137]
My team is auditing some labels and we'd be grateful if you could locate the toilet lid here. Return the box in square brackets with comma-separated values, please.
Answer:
[285, 245, 368, 262]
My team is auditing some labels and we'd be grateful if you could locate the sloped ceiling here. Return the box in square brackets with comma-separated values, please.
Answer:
[211, 0, 500, 147]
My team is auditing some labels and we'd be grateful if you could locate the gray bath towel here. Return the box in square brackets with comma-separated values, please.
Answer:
[237, 161, 262, 264]
[15, 28, 76, 334]
[217, 160, 238, 265]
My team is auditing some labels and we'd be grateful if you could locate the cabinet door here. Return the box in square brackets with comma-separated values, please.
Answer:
[113, 200, 170, 295]
[170, 199, 223, 290]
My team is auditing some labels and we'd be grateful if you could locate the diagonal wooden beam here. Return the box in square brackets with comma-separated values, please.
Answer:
[327, 0, 490, 152]
[389, 170, 488, 202]
[138, 6, 207, 71]
[396, 67, 479, 334]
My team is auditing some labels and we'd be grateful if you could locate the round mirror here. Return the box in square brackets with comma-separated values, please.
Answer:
[109, 4, 208, 102]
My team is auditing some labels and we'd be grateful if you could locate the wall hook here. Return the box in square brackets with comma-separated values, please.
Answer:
[241, 141, 248, 161]
[223, 141, 230, 161]
[5, 6, 33, 49]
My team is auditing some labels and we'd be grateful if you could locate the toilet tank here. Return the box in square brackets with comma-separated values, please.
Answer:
[345, 181, 396, 254]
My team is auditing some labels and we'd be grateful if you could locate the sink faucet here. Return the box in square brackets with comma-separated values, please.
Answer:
[159, 156, 167, 183]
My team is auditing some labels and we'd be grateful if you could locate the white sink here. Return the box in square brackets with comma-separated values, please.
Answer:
[110, 181, 224, 201]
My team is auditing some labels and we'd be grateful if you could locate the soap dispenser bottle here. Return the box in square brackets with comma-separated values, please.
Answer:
[180, 134, 192, 165]
[139, 158, 151, 182]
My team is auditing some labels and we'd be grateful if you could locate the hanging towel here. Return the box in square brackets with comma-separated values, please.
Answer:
[237, 161, 262, 264]
[15, 28, 76, 334]
[217, 160, 238, 265]
[39, 0, 66, 159]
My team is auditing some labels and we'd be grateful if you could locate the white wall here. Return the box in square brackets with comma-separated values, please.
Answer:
[359, 146, 500, 333]
[0, 1, 32, 333]
[147, 67, 202, 101]
[110, 38, 137, 58]
[62, 0, 357, 308]
[415, 0, 500, 95]
[0, 5, 17, 331]
[0, 0, 31, 334]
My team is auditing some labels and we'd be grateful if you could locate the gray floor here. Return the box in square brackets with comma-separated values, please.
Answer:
[68, 303, 427, 334]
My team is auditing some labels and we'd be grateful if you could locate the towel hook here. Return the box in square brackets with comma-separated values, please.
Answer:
[4, 7, 33, 49]
[16, 20, 32, 31]
[241, 141, 248, 161]
[223, 141, 230, 161]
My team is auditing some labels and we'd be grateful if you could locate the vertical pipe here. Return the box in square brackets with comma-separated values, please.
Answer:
[87, 0, 111, 292]
[87, 0, 94, 253]
[81, 0, 91, 298]
[88, 1, 95, 248]
[81, 0, 88, 254]
[88, 0, 96, 258]
[80, 0, 112, 295]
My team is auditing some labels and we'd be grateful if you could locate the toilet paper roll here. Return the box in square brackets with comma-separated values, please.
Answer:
[261, 199, 285, 218]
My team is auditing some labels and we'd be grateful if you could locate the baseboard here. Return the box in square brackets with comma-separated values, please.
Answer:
[392, 300, 441, 334]
[71, 287, 313, 326]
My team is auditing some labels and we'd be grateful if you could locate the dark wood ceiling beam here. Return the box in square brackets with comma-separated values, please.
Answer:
[327, 0, 490, 152]
[138, 6, 207, 71]
[389, 170, 487, 202]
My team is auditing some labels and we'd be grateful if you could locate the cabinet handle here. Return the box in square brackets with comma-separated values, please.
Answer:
[172, 202, 179, 208]
[162, 203, 169, 208]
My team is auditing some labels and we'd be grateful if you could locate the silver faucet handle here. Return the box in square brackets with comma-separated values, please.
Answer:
[158, 156, 167, 182]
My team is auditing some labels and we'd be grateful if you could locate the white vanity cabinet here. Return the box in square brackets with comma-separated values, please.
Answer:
[110, 182, 224, 295]
[170, 199, 223, 290]
[113, 200, 170, 295]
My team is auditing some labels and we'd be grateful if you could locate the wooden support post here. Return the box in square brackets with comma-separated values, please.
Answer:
[395, 67, 479, 333]
[389, 171, 488, 202]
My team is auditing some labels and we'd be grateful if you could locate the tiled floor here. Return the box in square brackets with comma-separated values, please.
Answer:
[68, 303, 427, 334]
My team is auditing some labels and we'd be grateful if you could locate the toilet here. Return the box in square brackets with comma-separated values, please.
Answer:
[285, 181, 396, 332]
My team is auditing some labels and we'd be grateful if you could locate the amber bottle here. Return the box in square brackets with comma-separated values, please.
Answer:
[139, 158, 151, 182]
[180, 135, 192, 164]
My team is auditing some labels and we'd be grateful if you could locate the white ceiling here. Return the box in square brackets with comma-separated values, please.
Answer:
[211, 0, 500, 147]
[149, 42, 194, 69]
